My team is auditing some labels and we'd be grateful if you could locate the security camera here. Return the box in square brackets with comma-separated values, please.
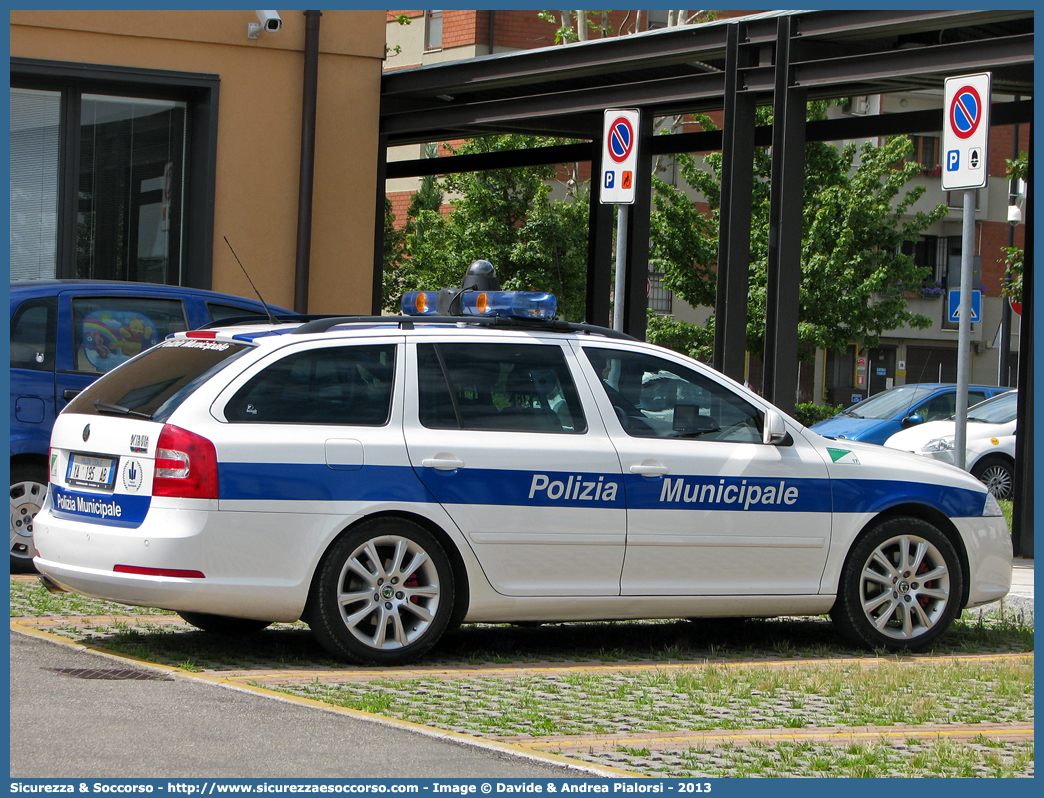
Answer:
[256, 10, 282, 33]
[248, 10, 282, 38]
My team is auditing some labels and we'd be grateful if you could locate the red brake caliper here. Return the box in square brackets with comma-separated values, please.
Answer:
[404, 573, 420, 604]
[917, 560, 932, 609]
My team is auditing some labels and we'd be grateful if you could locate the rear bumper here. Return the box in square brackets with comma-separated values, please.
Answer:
[33, 501, 318, 622]
[33, 556, 304, 622]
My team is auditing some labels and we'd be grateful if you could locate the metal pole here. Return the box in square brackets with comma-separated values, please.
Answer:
[954, 188, 976, 469]
[612, 204, 629, 332]
[999, 104, 1019, 386]
[294, 10, 322, 314]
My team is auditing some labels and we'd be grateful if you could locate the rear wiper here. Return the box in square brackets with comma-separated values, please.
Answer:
[93, 401, 153, 420]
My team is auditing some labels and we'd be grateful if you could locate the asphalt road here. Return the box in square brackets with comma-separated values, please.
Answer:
[9, 630, 603, 779]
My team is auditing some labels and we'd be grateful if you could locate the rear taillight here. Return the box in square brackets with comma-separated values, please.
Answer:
[153, 424, 219, 499]
[114, 565, 206, 579]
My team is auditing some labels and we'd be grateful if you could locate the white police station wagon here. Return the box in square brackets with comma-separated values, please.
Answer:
[34, 264, 1012, 664]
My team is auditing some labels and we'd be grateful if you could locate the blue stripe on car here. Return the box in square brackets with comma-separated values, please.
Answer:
[219, 463, 437, 504]
[215, 464, 986, 517]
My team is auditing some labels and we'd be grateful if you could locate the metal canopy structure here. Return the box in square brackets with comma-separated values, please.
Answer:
[381, 9, 1032, 146]
[375, 7, 1033, 555]
[377, 9, 1032, 339]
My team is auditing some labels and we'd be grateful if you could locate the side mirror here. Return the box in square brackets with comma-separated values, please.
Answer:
[902, 413, 924, 428]
[763, 409, 788, 445]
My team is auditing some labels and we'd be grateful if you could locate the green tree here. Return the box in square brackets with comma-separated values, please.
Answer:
[386, 135, 590, 320]
[648, 105, 949, 358]
[380, 196, 408, 307]
[1001, 151, 1027, 303]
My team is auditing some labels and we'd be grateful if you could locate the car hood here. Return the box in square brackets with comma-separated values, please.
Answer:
[808, 415, 893, 442]
[804, 432, 990, 508]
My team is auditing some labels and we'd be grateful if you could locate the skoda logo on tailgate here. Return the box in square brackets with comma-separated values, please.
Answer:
[82, 424, 91, 442]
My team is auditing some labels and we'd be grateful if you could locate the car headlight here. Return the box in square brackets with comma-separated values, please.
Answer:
[983, 492, 1005, 517]
[921, 436, 955, 452]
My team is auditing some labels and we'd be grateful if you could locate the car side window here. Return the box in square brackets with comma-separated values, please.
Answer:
[418, 342, 586, 434]
[206, 302, 264, 323]
[225, 344, 395, 426]
[583, 347, 763, 443]
[10, 297, 57, 371]
[914, 392, 956, 422]
[71, 296, 188, 373]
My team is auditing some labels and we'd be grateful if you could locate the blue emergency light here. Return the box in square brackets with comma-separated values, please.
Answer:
[401, 261, 557, 320]
[401, 290, 557, 320]
[401, 291, 439, 315]
[461, 291, 556, 319]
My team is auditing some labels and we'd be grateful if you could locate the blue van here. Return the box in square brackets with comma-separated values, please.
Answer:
[10, 279, 291, 569]
[809, 382, 1012, 446]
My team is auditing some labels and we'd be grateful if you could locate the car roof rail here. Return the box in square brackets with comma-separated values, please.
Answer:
[291, 314, 637, 340]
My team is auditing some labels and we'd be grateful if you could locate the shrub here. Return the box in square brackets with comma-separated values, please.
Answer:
[792, 402, 843, 427]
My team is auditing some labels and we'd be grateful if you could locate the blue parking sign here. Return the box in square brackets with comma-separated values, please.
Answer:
[604, 171, 615, 189]
[947, 150, 959, 171]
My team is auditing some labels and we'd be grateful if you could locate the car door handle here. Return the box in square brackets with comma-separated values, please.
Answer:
[421, 457, 465, 470]
[630, 462, 669, 476]
[63, 389, 81, 400]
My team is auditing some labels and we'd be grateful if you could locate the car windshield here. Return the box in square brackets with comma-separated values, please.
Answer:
[967, 390, 1017, 424]
[842, 386, 936, 420]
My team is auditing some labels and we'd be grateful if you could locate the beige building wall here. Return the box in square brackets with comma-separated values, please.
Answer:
[10, 10, 386, 314]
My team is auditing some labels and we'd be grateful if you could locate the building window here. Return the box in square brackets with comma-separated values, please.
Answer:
[10, 88, 61, 279]
[648, 268, 672, 314]
[946, 189, 980, 210]
[900, 234, 943, 286]
[425, 10, 443, 51]
[646, 10, 669, 30]
[10, 59, 219, 289]
[78, 95, 187, 284]
[907, 135, 940, 174]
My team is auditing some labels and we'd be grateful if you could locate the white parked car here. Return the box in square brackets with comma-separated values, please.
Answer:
[884, 390, 1018, 500]
[33, 266, 1012, 664]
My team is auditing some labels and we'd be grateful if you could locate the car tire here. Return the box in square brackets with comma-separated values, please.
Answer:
[10, 462, 48, 573]
[970, 456, 1014, 500]
[178, 612, 272, 636]
[830, 517, 963, 652]
[308, 517, 454, 665]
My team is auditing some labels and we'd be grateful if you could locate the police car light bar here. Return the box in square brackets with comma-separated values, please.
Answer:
[461, 291, 556, 320]
[401, 292, 439, 315]
[402, 290, 557, 320]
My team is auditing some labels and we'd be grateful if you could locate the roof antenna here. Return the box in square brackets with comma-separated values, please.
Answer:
[224, 236, 278, 325]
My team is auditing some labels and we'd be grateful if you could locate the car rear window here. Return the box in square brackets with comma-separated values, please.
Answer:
[64, 338, 250, 422]
[71, 296, 189, 374]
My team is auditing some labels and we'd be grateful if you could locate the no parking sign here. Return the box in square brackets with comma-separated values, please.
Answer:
[600, 109, 639, 204]
[942, 73, 991, 191]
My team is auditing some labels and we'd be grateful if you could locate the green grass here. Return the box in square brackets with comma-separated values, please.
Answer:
[271, 658, 1034, 737]
[999, 499, 1014, 530]
[644, 738, 1035, 778]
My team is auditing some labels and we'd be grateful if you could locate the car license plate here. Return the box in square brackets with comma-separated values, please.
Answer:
[66, 453, 118, 491]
